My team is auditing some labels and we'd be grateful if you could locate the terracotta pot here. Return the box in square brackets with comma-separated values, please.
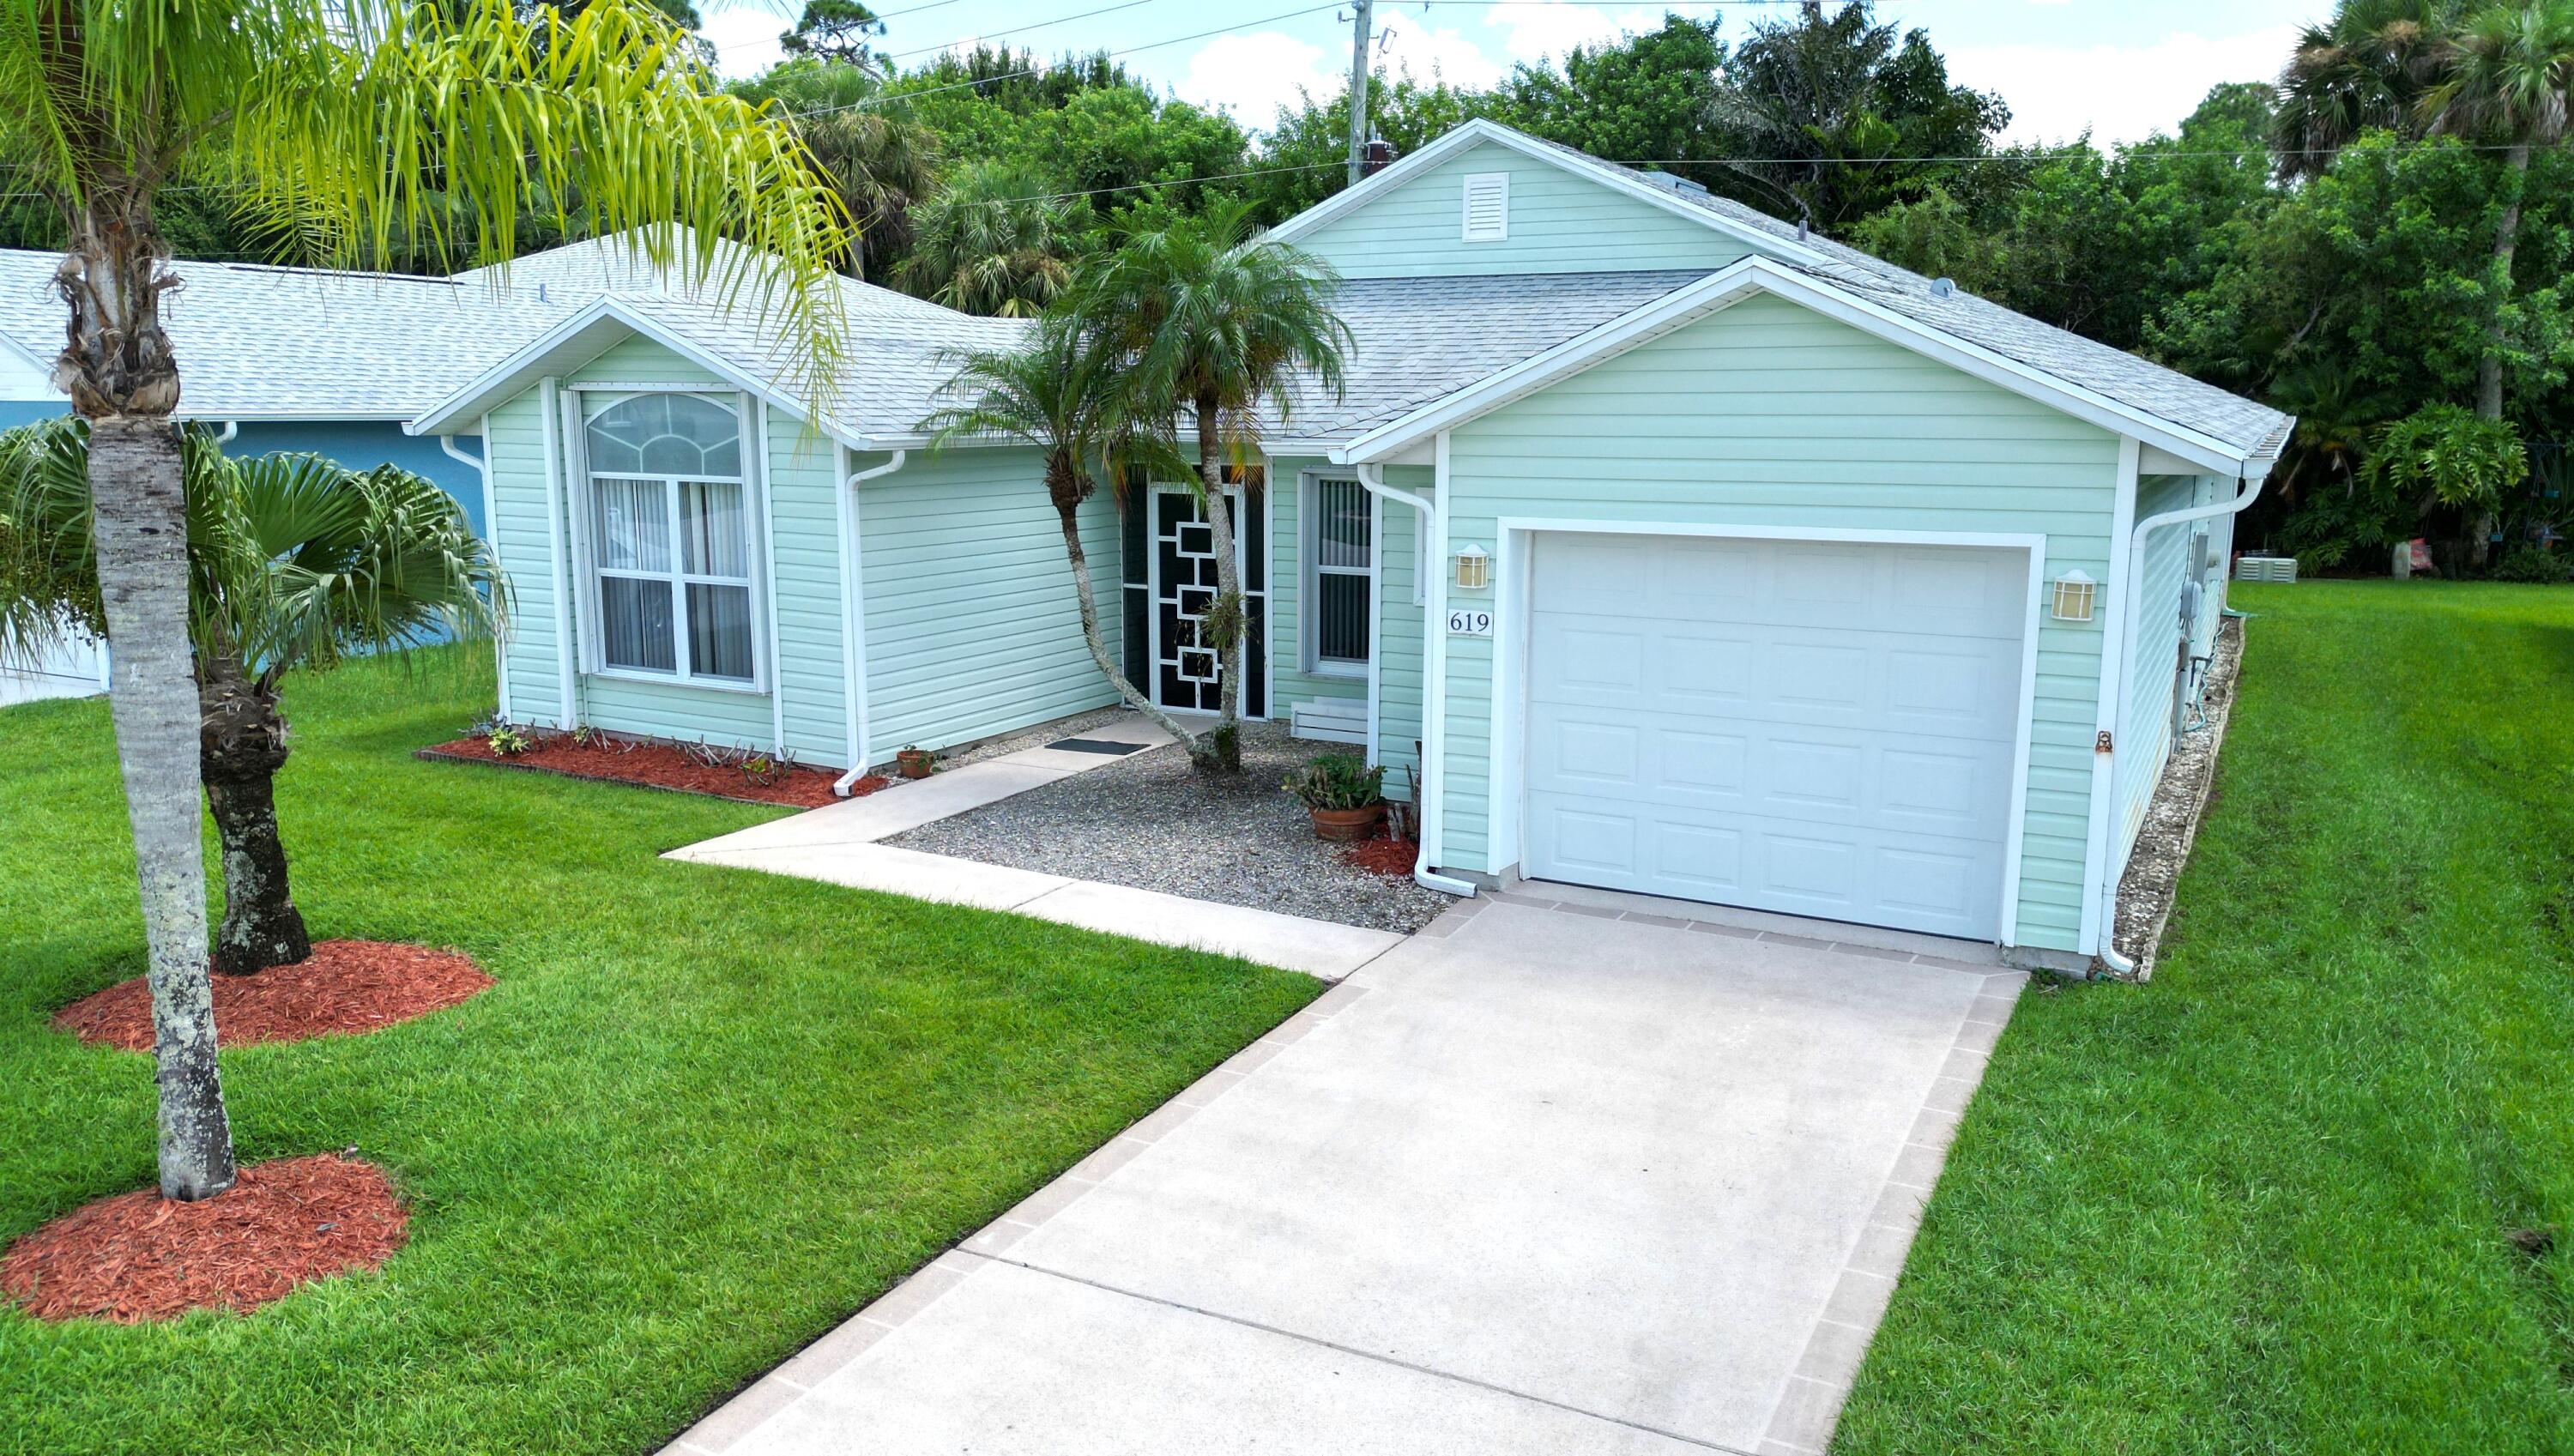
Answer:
[897, 751, 935, 780]
[1308, 805, 1384, 843]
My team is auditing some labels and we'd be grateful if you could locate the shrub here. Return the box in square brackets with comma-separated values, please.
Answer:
[2492, 546, 2572, 583]
[1284, 752, 1386, 811]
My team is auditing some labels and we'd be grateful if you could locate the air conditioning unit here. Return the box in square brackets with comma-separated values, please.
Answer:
[2234, 555, 2299, 583]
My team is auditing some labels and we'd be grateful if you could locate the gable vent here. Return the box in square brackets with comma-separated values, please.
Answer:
[1461, 172, 1509, 242]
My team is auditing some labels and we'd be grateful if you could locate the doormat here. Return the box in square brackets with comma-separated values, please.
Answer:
[1047, 737, 1151, 756]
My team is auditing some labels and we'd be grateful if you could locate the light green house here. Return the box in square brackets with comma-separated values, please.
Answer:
[408, 120, 2288, 972]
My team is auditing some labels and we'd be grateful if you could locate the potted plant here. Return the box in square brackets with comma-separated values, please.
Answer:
[1284, 752, 1387, 842]
[897, 746, 936, 779]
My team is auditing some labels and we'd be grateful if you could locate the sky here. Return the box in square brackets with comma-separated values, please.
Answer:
[701, 0, 2329, 148]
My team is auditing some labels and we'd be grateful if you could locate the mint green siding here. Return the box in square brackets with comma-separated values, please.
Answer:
[487, 389, 565, 727]
[1266, 458, 1369, 711]
[1294, 140, 1758, 279]
[2118, 473, 2225, 855]
[1374, 465, 1429, 796]
[767, 414, 854, 765]
[1433, 293, 2119, 953]
[857, 446, 1121, 760]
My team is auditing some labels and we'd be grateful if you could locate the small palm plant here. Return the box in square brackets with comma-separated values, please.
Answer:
[903, 160, 1074, 317]
[1068, 201, 1352, 772]
[922, 315, 1205, 748]
[0, 420, 504, 974]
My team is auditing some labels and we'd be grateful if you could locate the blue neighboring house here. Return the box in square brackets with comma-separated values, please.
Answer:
[0, 246, 595, 700]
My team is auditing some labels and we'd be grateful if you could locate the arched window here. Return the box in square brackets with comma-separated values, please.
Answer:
[582, 393, 757, 684]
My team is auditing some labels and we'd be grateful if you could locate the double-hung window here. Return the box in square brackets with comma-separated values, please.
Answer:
[583, 393, 758, 686]
[1306, 475, 1372, 674]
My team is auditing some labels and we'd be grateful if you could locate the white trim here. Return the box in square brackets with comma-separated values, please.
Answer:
[1331, 257, 2269, 478]
[538, 378, 578, 728]
[438, 426, 510, 723]
[1300, 470, 1375, 680]
[1488, 516, 2050, 947]
[1420, 433, 1463, 888]
[408, 296, 866, 449]
[2077, 437, 2143, 958]
[1262, 117, 1833, 271]
[1365, 480, 1384, 764]
[752, 394, 786, 752]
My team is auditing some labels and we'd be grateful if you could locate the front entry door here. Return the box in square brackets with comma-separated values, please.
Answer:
[1148, 481, 1266, 717]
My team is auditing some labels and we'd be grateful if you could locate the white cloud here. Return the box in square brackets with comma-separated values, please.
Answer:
[1175, 32, 1340, 128]
[1946, 25, 2301, 146]
[1376, 22, 1506, 89]
[1483, 0, 1664, 66]
[703, 8, 788, 79]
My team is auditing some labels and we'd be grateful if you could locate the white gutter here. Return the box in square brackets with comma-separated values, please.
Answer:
[833, 449, 906, 795]
[439, 426, 511, 722]
[1355, 459, 1476, 897]
[2093, 467, 2266, 977]
[539, 379, 577, 729]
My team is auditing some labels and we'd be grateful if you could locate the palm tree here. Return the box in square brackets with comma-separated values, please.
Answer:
[807, 107, 941, 285]
[2, 421, 504, 974]
[902, 161, 1073, 317]
[921, 317, 1202, 748]
[2274, 0, 2459, 179]
[1068, 201, 1350, 773]
[0, 0, 850, 1201]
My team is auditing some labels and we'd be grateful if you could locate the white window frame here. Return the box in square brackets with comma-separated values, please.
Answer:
[1461, 171, 1510, 242]
[565, 389, 769, 694]
[1302, 472, 1374, 679]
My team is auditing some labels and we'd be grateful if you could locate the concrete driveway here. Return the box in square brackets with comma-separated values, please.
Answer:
[666, 887, 2023, 1456]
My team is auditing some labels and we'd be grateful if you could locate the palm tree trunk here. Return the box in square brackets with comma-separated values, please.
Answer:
[1193, 390, 1244, 773]
[2471, 141, 2529, 570]
[201, 661, 311, 976]
[88, 413, 239, 1200]
[61, 197, 237, 1200]
[1051, 490, 1200, 749]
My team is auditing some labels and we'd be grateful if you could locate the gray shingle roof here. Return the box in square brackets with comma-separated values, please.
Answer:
[1522, 134, 2291, 456]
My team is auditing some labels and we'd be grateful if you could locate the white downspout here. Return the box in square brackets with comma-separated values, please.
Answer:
[212, 420, 238, 444]
[2094, 465, 2267, 976]
[439, 426, 511, 723]
[834, 448, 906, 795]
[752, 397, 786, 757]
[539, 379, 577, 729]
[1355, 459, 1476, 897]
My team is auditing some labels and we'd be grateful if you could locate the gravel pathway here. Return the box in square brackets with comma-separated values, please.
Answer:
[886, 723, 1456, 934]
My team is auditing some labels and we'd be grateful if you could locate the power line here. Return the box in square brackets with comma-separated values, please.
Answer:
[879, 0, 1169, 63]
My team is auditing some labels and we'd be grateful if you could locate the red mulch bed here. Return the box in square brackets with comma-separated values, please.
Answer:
[1339, 834, 1423, 879]
[55, 940, 494, 1051]
[2, 1153, 407, 1323]
[419, 733, 885, 807]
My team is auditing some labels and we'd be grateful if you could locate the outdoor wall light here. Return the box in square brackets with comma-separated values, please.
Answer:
[2051, 570, 2098, 623]
[1453, 544, 1490, 591]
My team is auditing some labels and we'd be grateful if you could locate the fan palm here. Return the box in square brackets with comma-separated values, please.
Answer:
[0, 0, 850, 1199]
[2273, 0, 2459, 179]
[921, 317, 1201, 748]
[902, 161, 1073, 317]
[1067, 201, 1350, 773]
[1, 420, 505, 975]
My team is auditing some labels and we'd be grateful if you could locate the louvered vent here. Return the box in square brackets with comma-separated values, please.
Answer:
[1461, 172, 1509, 242]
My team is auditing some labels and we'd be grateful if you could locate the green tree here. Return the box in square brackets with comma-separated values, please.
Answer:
[921, 317, 1199, 746]
[1495, 18, 1731, 190]
[1247, 72, 1503, 221]
[781, 0, 882, 69]
[0, 0, 849, 1200]
[902, 161, 1072, 316]
[0, 423, 503, 973]
[2274, 0, 2457, 178]
[1069, 202, 1350, 772]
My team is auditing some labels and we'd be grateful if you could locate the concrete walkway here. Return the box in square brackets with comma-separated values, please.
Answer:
[665, 713, 1407, 980]
[663, 891, 2023, 1456]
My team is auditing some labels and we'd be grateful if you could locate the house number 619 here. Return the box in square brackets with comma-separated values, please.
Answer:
[1446, 608, 1494, 637]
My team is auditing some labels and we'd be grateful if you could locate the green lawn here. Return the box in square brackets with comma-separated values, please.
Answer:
[1840, 582, 2574, 1453]
[0, 649, 1318, 1454]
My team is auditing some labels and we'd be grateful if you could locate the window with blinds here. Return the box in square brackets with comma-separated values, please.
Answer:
[1461, 171, 1509, 242]
[583, 393, 758, 686]
[1308, 476, 1372, 674]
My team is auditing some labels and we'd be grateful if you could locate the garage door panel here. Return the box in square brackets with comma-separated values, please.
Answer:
[1524, 535, 2024, 940]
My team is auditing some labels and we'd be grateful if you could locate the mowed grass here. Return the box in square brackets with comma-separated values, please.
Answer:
[1839, 582, 2574, 1453]
[0, 649, 1319, 1454]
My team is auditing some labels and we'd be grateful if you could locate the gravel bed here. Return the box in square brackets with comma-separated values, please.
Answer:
[2110, 613, 2245, 979]
[886, 722, 1457, 934]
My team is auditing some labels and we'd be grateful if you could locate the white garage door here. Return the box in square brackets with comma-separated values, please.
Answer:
[1522, 534, 2027, 940]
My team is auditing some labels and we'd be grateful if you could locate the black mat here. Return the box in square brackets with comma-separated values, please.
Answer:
[1046, 737, 1151, 756]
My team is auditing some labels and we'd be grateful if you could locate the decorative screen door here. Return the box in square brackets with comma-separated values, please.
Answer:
[1147, 479, 1266, 717]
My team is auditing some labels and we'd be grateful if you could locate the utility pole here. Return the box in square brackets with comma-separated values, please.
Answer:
[1344, 0, 1373, 187]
